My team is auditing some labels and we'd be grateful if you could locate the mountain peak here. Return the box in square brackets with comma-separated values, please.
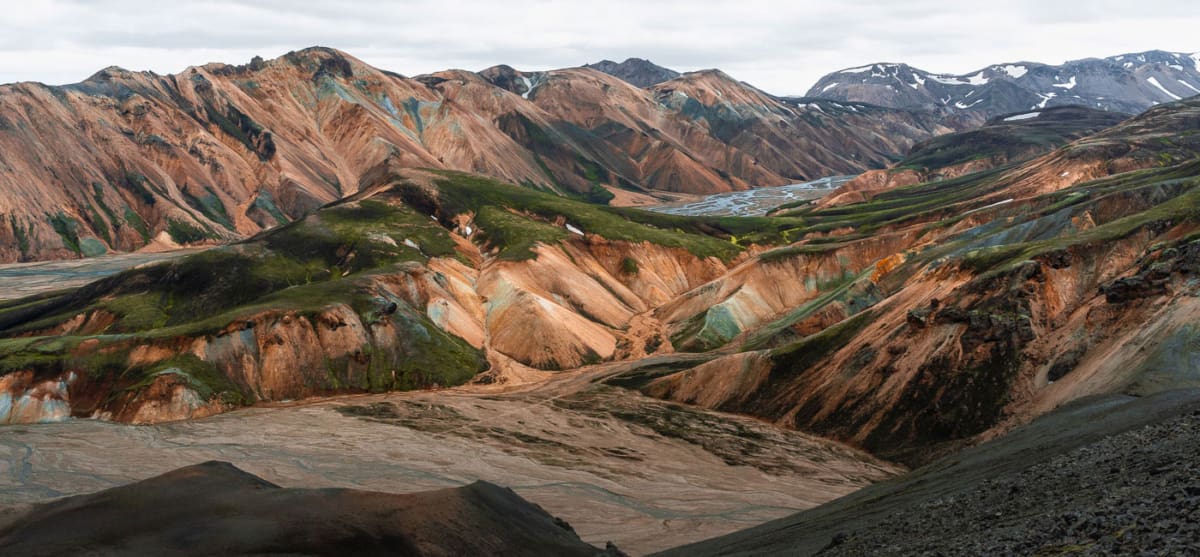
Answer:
[583, 57, 680, 88]
[808, 49, 1200, 124]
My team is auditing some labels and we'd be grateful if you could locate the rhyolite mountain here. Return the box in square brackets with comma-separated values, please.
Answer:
[0, 47, 947, 263]
[4, 93, 1200, 476]
[583, 57, 680, 87]
[818, 105, 1130, 207]
[808, 49, 1200, 125]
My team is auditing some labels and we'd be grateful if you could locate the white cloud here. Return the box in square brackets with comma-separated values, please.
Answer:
[0, 0, 1196, 95]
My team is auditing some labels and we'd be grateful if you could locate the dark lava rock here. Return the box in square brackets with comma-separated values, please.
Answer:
[656, 389, 1200, 557]
[1101, 276, 1168, 303]
[0, 461, 604, 556]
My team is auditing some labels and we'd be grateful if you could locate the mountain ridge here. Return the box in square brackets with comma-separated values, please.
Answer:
[583, 57, 680, 87]
[808, 49, 1200, 124]
[0, 46, 946, 263]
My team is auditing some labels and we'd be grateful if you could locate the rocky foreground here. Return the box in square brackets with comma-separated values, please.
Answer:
[660, 389, 1200, 556]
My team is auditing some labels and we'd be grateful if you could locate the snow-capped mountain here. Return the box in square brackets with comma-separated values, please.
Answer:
[807, 50, 1200, 124]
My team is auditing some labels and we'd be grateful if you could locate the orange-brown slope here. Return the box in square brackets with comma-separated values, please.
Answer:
[0, 48, 948, 264]
[653, 71, 952, 184]
[634, 98, 1200, 465]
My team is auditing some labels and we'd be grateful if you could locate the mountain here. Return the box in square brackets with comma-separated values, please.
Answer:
[808, 50, 1200, 124]
[0, 47, 947, 263]
[0, 167, 795, 423]
[5, 72, 1200, 557]
[0, 461, 610, 556]
[5, 96, 1200, 466]
[635, 96, 1200, 465]
[818, 105, 1129, 207]
[584, 57, 680, 87]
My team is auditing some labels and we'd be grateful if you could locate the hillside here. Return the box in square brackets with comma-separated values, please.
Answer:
[0, 461, 610, 556]
[0, 167, 807, 423]
[657, 389, 1200, 556]
[0, 47, 947, 263]
[817, 105, 1130, 207]
[808, 50, 1200, 125]
[631, 96, 1200, 465]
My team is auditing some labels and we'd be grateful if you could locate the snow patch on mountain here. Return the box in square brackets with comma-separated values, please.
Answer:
[1034, 92, 1056, 109]
[1052, 76, 1078, 90]
[821, 82, 839, 93]
[1178, 80, 1200, 94]
[998, 65, 1028, 79]
[520, 76, 533, 99]
[1147, 77, 1182, 100]
[929, 74, 966, 86]
[1004, 111, 1040, 121]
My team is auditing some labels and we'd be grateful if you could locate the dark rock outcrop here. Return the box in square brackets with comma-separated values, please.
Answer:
[0, 461, 608, 556]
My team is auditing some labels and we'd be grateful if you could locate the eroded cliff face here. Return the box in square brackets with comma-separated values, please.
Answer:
[0, 47, 948, 263]
[0, 168, 760, 423]
[635, 98, 1200, 464]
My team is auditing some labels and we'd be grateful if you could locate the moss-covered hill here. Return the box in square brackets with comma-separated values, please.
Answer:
[0, 169, 806, 422]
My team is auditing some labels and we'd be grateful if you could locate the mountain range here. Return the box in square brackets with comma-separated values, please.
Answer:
[4, 45, 1200, 554]
[808, 49, 1200, 124]
[0, 48, 945, 263]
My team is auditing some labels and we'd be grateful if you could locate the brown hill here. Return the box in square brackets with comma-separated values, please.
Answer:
[636, 96, 1200, 465]
[0, 47, 947, 263]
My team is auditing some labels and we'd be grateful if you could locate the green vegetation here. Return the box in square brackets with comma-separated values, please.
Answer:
[122, 208, 151, 242]
[48, 213, 82, 255]
[776, 165, 1016, 234]
[133, 354, 247, 405]
[122, 172, 158, 206]
[769, 311, 874, 375]
[166, 219, 211, 244]
[620, 256, 639, 275]
[953, 164, 1200, 277]
[9, 215, 30, 259]
[182, 186, 234, 231]
[204, 102, 276, 161]
[897, 107, 1126, 173]
[0, 188, 490, 413]
[473, 205, 567, 261]
[429, 170, 803, 262]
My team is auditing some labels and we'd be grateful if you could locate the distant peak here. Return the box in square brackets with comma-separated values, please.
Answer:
[280, 46, 361, 79]
[583, 57, 680, 88]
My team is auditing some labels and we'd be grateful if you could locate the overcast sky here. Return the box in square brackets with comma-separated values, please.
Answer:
[2, 0, 1198, 95]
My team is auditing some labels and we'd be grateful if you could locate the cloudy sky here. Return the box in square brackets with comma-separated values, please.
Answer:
[2, 0, 1198, 95]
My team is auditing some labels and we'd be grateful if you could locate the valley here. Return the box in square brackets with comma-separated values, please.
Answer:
[1, 42, 1200, 556]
